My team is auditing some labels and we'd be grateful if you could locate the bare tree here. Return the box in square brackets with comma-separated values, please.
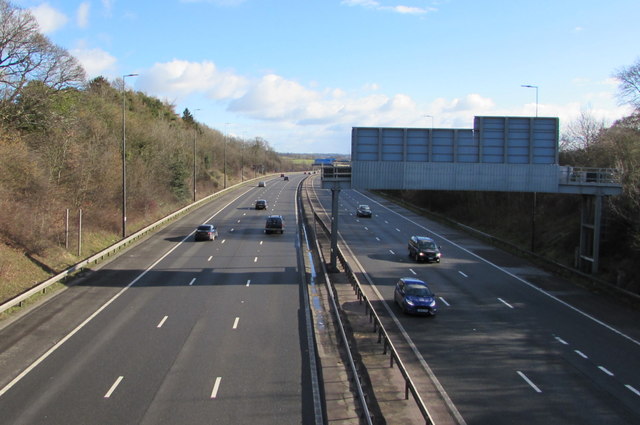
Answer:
[560, 109, 605, 151]
[614, 58, 640, 110]
[0, 0, 85, 104]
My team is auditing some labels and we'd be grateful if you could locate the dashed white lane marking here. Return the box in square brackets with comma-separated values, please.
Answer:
[189, 278, 196, 286]
[105, 376, 124, 398]
[208, 256, 213, 261]
[395, 228, 401, 232]
[389, 250, 395, 255]
[517, 371, 541, 393]
[375, 237, 381, 241]
[232, 317, 239, 329]
[210, 377, 222, 399]
[598, 366, 614, 376]
[498, 298, 514, 309]
[409, 269, 417, 275]
[254, 257, 258, 263]
[458, 271, 468, 278]
[439, 297, 450, 307]
[246, 279, 251, 287]
[575, 350, 588, 359]
[626, 385, 640, 397]
[555, 336, 569, 345]
[157, 316, 168, 328]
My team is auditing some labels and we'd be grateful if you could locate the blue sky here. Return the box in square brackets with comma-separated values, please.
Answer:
[18, 0, 640, 154]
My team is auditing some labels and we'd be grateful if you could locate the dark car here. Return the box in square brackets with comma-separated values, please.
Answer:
[265, 215, 284, 234]
[408, 236, 441, 263]
[284, 176, 289, 181]
[255, 199, 268, 210]
[258, 181, 266, 187]
[394, 278, 437, 316]
[194, 224, 218, 241]
[356, 204, 372, 217]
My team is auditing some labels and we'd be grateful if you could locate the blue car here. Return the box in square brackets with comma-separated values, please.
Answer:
[394, 278, 437, 316]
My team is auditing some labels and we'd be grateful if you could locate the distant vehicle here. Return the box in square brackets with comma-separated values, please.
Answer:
[258, 181, 266, 187]
[255, 199, 268, 210]
[280, 173, 285, 177]
[356, 204, 372, 217]
[284, 176, 289, 181]
[265, 215, 284, 234]
[194, 224, 218, 241]
[394, 278, 437, 316]
[408, 236, 441, 263]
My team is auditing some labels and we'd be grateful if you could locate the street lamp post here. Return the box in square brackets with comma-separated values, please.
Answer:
[521, 84, 539, 117]
[193, 109, 201, 202]
[122, 73, 138, 238]
[424, 114, 434, 128]
[521, 84, 539, 252]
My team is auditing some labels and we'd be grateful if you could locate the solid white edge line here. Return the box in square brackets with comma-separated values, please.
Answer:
[517, 371, 542, 393]
[157, 316, 168, 328]
[210, 377, 222, 399]
[104, 376, 124, 398]
[354, 189, 640, 348]
[232, 317, 239, 329]
[0, 188, 253, 398]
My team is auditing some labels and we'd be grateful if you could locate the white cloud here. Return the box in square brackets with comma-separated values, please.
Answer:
[77, 2, 90, 28]
[341, 0, 435, 15]
[30, 3, 68, 34]
[70, 44, 117, 77]
[140, 60, 249, 101]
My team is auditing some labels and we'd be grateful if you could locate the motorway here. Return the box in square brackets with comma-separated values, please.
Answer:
[0, 174, 317, 424]
[308, 175, 640, 425]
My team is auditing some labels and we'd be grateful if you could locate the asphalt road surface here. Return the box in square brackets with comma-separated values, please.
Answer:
[0, 174, 317, 425]
[309, 177, 640, 425]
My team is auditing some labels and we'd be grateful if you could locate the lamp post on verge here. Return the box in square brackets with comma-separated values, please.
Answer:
[521, 84, 539, 117]
[423, 114, 434, 128]
[193, 109, 201, 202]
[122, 73, 138, 238]
[521, 84, 539, 252]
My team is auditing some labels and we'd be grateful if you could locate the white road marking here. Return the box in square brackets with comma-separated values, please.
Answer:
[210, 377, 222, 399]
[575, 350, 588, 359]
[233, 317, 239, 329]
[598, 366, 614, 376]
[230, 228, 234, 232]
[626, 384, 640, 397]
[395, 228, 401, 232]
[189, 278, 196, 286]
[364, 226, 369, 231]
[384, 220, 389, 224]
[254, 257, 258, 263]
[375, 237, 381, 241]
[207, 256, 213, 261]
[439, 297, 450, 306]
[105, 376, 124, 398]
[498, 298, 514, 309]
[458, 271, 468, 278]
[555, 336, 569, 345]
[246, 279, 251, 287]
[409, 269, 417, 275]
[237, 219, 241, 223]
[389, 250, 395, 255]
[157, 316, 168, 328]
[260, 241, 263, 245]
[221, 239, 226, 244]
[517, 371, 542, 393]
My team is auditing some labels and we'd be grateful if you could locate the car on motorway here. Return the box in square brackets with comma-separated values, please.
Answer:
[356, 204, 372, 217]
[255, 199, 268, 210]
[408, 236, 441, 263]
[284, 176, 289, 181]
[258, 181, 266, 187]
[394, 278, 437, 316]
[194, 224, 218, 241]
[280, 173, 285, 177]
[265, 215, 285, 234]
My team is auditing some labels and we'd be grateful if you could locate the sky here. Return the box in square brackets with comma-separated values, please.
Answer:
[15, 0, 640, 154]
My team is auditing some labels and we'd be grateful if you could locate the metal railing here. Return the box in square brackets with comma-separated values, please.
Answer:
[302, 179, 435, 425]
[559, 166, 621, 185]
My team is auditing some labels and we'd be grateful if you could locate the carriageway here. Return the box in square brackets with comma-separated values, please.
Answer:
[322, 116, 623, 273]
